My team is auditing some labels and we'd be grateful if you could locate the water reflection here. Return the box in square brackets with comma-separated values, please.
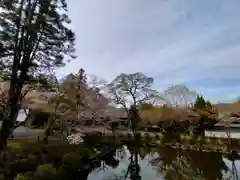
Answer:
[87, 145, 240, 180]
[150, 148, 228, 180]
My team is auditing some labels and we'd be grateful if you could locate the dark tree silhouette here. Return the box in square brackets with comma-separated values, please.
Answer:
[0, 0, 76, 149]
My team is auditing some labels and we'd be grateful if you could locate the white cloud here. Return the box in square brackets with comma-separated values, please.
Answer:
[56, 0, 240, 102]
[196, 86, 240, 103]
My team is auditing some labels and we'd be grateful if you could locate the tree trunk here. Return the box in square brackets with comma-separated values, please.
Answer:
[0, 0, 26, 150]
[44, 99, 59, 142]
[43, 114, 56, 143]
[0, 99, 20, 149]
[43, 127, 51, 143]
[0, 65, 20, 149]
[199, 120, 205, 137]
[134, 152, 138, 165]
[3, 70, 29, 140]
[0, 72, 23, 149]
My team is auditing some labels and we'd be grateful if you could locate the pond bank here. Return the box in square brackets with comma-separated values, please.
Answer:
[80, 125, 240, 139]
[205, 130, 240, 139]
[86, 132, 240, 154]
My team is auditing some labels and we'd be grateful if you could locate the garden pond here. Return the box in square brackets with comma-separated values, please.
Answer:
[88, 145, 240, 180]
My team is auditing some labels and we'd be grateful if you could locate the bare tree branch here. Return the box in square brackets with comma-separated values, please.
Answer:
[105, 73, 166, 109]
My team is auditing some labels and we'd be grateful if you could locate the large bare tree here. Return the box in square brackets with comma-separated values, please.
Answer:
[105, 73, 165, 130]
[87, 74, 107, 90]
[106, 73, 164, 109]
[163, 85, 198, 107]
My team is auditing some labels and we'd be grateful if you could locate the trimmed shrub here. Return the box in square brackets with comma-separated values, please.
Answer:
[61, 152, 83, 168]
[127, 133, 132, 138]
[14, 174, 32, 180]
[134, 132, 141, 142]
[34, 164, 56, 180]
[27, 154, 39, 167]
[57, 152, 84, 180]
[144, 133, 152, 143]
[0, 174, 4, 180]
[0, 143, 79, 180]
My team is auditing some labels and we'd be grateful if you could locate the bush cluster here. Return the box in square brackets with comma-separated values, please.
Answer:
[0, 141, 95, 180]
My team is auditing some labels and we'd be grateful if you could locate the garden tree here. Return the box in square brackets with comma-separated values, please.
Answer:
[87, 88, 108, 126]
[44, 70, 108, 140]
[226, 97, 240, 119]
[0, 80, 8, 116]
[138, 103, 162, 125]
[136, 85, 199, 129]
[42, 74, 66, 141]
[86, 75, 108, 125]
[75, 68, 87, 122]
[0, 0, 75, 148]
[235, 97, 240, 106]
[0, 75, 48, 117]
[138, 102, 155, 110]
[193, 95, 218, 135]
[87, 74, 107, 90]
[43, 70, 88, 141]
[65, 72, 109, 127]
[106, 73, 164, 127]
[138, 103, 201, 131]
[163, 84, 198, 107]
[150, 148, 227, 180]
[108, 119, 119, 138]
[0, 76, 55, 137]
[194, 95, 206, 109]
[129, 105, 141, 134]
[194, 95, 217, 118]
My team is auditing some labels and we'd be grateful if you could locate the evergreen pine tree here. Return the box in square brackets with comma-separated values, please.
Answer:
[194, 95, 206, 109]
[0, 0, 76, 148]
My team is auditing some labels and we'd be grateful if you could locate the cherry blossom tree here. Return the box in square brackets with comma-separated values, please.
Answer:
[87, 75, 108, 126]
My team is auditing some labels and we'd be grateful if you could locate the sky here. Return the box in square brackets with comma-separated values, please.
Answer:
[56, 0, 240, 103]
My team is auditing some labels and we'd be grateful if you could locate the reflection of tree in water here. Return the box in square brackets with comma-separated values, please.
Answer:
[150, 148, 228, 180]
[116, 146, 127, 160]
[92, 146, 124, 178]
[98, 145, 235, 180]
[149, 148, 200, 180]
[103, 145, 142, 180]
[224, 152, 240, 180]
[95, 147, 124, 172]
[186, 151, 228, 180]
[138, 146, 156, 160]
[102, 150, 120, 168]
[127, 145, 141, 180]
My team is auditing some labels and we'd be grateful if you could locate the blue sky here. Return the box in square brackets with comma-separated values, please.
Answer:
[56, 0, 240, 103]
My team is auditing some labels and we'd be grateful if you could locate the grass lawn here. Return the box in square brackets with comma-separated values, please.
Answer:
[8, 136, 65, 149]
[8, 139, 37, 148]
